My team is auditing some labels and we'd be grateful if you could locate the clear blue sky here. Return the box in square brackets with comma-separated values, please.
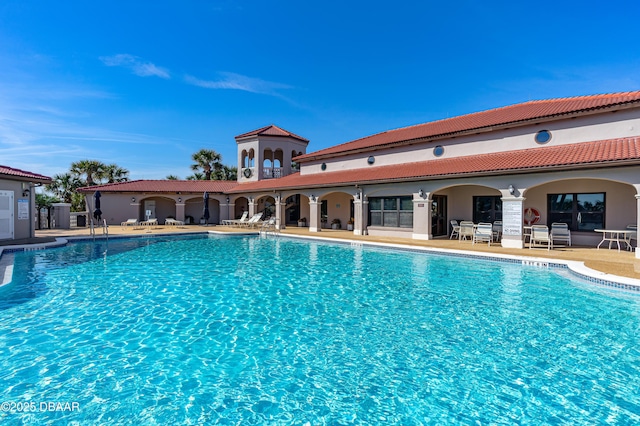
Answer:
[1, 0, 639, 180]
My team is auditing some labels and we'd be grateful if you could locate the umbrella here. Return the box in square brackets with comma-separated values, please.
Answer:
[203, 192, 210, 225]
[93, 191, 102, 221]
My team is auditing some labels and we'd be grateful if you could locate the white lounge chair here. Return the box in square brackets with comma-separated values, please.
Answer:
[140, 218, 158, 227]
[240, 213, 264, 228]
[550, 222, 571, 247]
[165, 218, 185, 226]
[121, 219, 139, 229]
[223, 211, 248, 226]
[260, 217, 278, 233]
[473, 222, 493, 246]
[458, 221, 474, 241]
[450, 220, 460, 239]
[530, 225, 552, 250]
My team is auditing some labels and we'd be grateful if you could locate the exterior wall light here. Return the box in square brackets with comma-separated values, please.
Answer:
[131, 197, 136, 203]
[178, 197, 182, 203]
[418, 189, 425, 198]
[508, 184, 515, 195]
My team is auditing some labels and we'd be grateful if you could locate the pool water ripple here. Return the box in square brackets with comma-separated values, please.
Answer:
[0, 234, 639, 424]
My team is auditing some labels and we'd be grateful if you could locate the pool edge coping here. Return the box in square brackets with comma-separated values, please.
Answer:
[1, 231, 639, 292]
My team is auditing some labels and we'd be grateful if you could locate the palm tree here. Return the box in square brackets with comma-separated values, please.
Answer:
[186, 172, 205, 180]
[190, 149, 222, 180]
[103, 164, 130, 183]
[166, 175, 180, 180]
[46, 173, 82, 203]
[70, 160, 105, 186]
[212, 165, 237, 181]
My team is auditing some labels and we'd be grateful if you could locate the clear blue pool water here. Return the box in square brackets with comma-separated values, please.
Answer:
[1, 234, 639, 424]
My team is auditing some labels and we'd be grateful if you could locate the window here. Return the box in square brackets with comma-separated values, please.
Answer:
[433, 145, 445, 157]
[535, 130, 552, 144]
[548, 193, 605, 231]
[473, 196, 502, 223]
[321, 200, 328, 225]
[369, 196, 413, 228]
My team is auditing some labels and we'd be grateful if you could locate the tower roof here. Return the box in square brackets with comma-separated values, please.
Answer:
[235, 125, 309, 143]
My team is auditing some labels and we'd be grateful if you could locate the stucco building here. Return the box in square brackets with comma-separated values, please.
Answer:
[82, 91, 640, 257]
[0, 166, 52, 241]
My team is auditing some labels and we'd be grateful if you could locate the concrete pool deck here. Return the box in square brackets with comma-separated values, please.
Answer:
[1, 224, 638, 284]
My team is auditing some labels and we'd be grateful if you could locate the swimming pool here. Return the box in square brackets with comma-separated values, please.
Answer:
[1, 234, 639, 424]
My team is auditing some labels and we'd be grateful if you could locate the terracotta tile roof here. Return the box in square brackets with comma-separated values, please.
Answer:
[0, 165, 51, 183]
[228, 137, 640, 192]
[235, 124, 309, 143]
[78, 180, 239, 193]
[296, 91, 640, 161]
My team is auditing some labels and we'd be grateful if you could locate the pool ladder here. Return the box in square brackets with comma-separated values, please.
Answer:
[259, 218, 280, 237]
[90, 219, 109, 241]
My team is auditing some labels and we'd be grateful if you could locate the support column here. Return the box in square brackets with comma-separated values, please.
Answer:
[412, 191, 431, 240]
[353, 194, 363, 235]
[501, 197, 525, 249]
[248, 198, 257, 217]
[309, 198, 321, 232]
[274, 195, 285, 229]
[175, 202, 186, 222]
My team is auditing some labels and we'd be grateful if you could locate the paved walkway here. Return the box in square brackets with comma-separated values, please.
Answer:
[15, 224, 639, 281]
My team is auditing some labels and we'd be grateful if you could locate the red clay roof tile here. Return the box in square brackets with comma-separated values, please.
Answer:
[296, 91, 640, 161]
[228, 137, 640, 192]
[78, 180, 239, 193]
[235, 125, 309, 143]
[0, 165, 51, 182]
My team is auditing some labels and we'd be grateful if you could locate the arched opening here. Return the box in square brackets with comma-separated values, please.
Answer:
[256, 196, 276, 218]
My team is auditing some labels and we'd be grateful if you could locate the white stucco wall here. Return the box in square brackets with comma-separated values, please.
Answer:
[299, 108, 640, 175]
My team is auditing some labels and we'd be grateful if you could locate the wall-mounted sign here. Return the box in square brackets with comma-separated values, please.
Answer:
[18, 199, 29, 220]
[502, 200, 522, 236]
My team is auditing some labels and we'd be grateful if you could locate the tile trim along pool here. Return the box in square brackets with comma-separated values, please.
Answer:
[1, 231, 640, 292]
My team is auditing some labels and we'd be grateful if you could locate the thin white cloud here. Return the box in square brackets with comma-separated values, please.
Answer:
[184, 72, 293, 97]
[100, 54, 170, 79]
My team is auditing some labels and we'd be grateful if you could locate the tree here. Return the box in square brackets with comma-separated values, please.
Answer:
[46, 173, 82, 204]
[166, 174, 180, 180]
[46, 160, 130, 212]
[36, 192, 59, 210]
[212, 165, 237, 181]
[186, 172, 205, 180]
[70, 160, 105, 186]
[190, 149, 222, 180]
[103, 164, 130, 183]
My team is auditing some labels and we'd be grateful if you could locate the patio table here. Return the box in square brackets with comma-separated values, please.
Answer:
[594, 229, 635, 251]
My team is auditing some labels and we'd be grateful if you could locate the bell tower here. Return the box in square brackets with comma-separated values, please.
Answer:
[235, 125, 309, 182]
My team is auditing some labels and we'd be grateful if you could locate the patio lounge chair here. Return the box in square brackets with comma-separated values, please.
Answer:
[140, 218, 158, 227]
[458, 221, 475, 241]
[223, 211, 248, 226]
[240, 213, 264, 228]
[260, 217, 278, 233]
[530, 225, 552, 250]
[121, 218, 139, 228]
[165, 218, 185, 226]
[550, 222, 571, 247]
[449, 220, 460, 239]
[473, 222, 493, 246]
